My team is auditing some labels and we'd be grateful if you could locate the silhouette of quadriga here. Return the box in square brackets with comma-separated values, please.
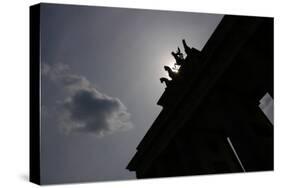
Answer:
[160, 39, 201, 87]
[128, 15, 273, 179]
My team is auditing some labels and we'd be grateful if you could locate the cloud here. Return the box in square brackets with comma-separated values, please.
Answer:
[42, 62, 133, 136]
[42, 62, 69, 78]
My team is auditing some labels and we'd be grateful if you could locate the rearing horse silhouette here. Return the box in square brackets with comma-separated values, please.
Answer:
[164, 65, 177, 80]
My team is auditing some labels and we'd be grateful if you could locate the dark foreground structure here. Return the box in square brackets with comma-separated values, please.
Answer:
[127, 15, 273, 178]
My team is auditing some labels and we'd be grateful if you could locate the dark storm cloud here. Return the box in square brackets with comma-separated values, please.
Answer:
[42, 62, 133, 136]
[62, 88, 132, 135]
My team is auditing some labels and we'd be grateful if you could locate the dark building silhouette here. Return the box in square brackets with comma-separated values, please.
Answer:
[127, 15, 273, 178]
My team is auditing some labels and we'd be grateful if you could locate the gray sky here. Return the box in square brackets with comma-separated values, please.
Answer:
[40, 3, 223, 184]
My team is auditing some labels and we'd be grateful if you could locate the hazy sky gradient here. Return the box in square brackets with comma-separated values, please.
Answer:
[40, 3, 223, 184]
